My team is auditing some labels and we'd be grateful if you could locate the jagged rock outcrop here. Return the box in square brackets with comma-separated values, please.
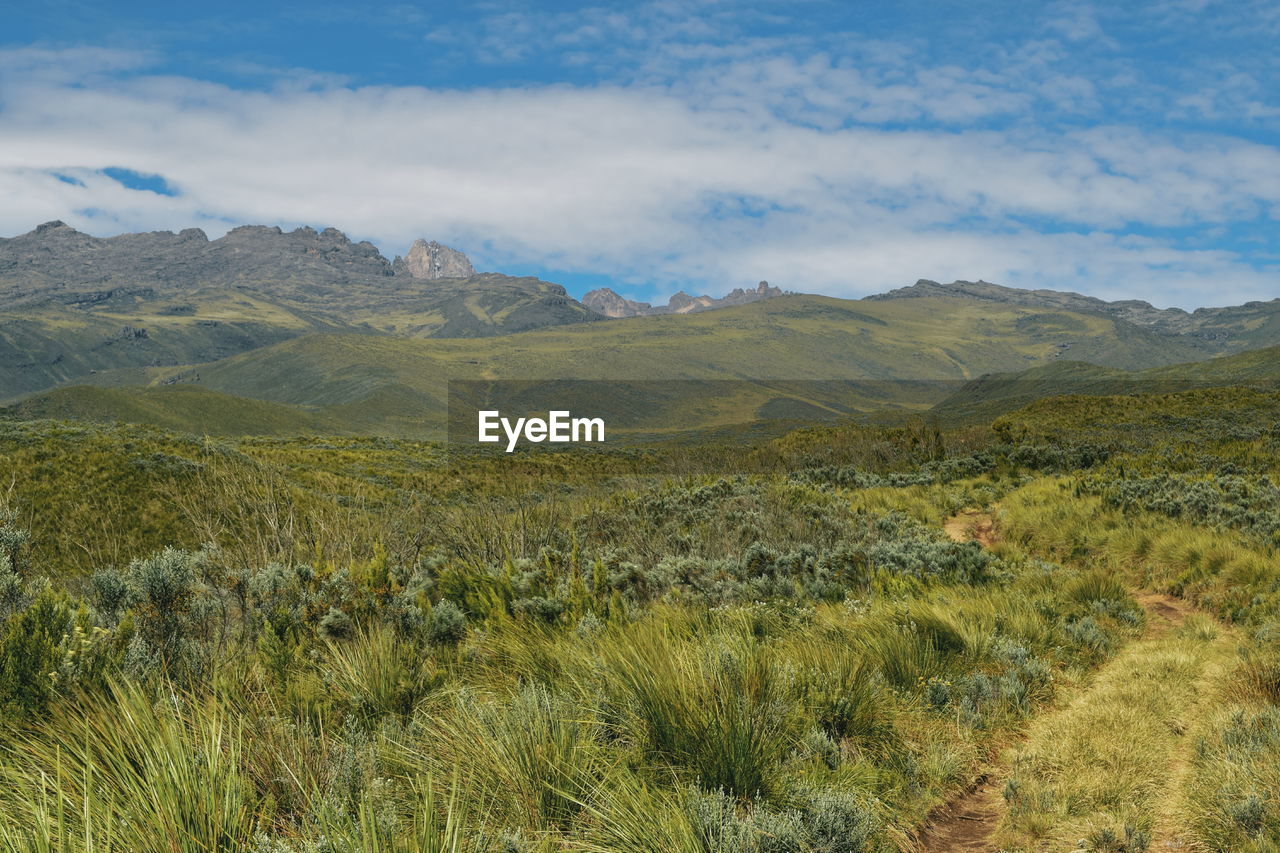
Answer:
[397, 240, 475, 280]
[581, 288, 651, 318]
[0, 221, 393, 307]
[584, 280, 784, 318]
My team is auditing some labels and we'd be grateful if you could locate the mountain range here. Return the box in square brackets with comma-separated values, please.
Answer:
[0, 221, 790, 400]
[583, 280, 784, 317]
[2, 220, 1279, 436]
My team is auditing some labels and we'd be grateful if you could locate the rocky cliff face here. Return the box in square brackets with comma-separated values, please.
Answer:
[580, 287, 648, 318]
[584, 280, 784, 318]
[397, 239, 475, 279]
[0, 221, 396, 308]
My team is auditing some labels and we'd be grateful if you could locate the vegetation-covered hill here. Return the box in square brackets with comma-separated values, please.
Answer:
[0, 384, 345, 437]
[932, 343, 1280, 423]
[0, 222, 600, 400]
[873, 278, 1280, 356]
[11, 293, 1214, 437]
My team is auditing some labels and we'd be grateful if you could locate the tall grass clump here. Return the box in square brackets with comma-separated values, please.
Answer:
[414, 683, 606, 834]
[324, 625, 445, 722]
[592, 619, 800, 801]
[0, 680, 256, 852]
[1183, 705, 1280, 851]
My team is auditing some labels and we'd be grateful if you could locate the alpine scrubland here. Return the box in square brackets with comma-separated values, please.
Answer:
[0, 386, 1277, 851]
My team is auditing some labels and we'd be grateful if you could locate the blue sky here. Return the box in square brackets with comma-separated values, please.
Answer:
[2, 1, 1279, 308]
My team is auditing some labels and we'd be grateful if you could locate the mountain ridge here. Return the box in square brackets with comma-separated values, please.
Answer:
[5, 220, 1280, 414]
[0, 221, 601, 399]
[16, 291, 1210, 436]
[869, 278, 1280, 352]
[583, 280, 784, 317]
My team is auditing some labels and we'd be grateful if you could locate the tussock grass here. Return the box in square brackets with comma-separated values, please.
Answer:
[590, 621, 800, 800]
[324, 626, 444, 722]
[413, 684, 606, 833]
[1183, 703, 1280, 851]
[0, 681, 256, 852]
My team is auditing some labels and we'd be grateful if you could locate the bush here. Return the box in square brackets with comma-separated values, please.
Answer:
[0, 588, 73, 717]
[428, 599, 468, 646]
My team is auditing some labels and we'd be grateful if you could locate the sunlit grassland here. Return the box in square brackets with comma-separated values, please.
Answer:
[1, 386, 1279, 849]
[996, 478, 1280, 849]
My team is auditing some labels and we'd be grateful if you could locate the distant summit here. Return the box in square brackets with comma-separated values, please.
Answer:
[394, 239, 475, 279]
[584, 280, 784, 318]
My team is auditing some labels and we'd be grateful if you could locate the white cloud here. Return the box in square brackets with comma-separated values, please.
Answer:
[0, 45, 1277, 309]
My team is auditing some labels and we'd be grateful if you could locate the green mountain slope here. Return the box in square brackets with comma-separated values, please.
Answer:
[0, 222, 602, 400]
[44, 293, 1209, 437]
[932, 344, 1280, 422]
[872, 278, 1280, 357]
[0, 291, 343, 402]
[1, 385, 345, 436]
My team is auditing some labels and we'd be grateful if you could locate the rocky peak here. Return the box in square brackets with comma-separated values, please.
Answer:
[583, 280, 785, 318]
[667, 292, 697, 311]
[582, 288, 650, 318]
[398, 240, 475, 280]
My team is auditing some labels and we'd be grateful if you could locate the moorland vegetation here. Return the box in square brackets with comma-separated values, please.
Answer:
[0, 387, 1276, 850]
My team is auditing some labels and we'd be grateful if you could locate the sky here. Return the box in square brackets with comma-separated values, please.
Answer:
[2, 1, 1279, 309]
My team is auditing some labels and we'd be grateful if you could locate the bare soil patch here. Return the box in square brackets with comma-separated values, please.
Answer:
[942, 509, 998, 547]
[1134, 591, 1192, 632]
[915, 774, 1002, 853]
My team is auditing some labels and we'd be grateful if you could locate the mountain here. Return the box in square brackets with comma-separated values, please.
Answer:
[931, 344, 1280, 423]
[8, 219, 1280, 429]
[0, 221, 600, 401]
[16, 291, 1215, 438]
[583, 280, 783, 317]
[870, 279, 1280, 356]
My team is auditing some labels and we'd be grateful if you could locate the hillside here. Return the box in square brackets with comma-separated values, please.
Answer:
[872, 278, 1280, 356]
[0, 384, 345, 436]
[24, 293, 1211, 437]
[931, 344, 1280, 422]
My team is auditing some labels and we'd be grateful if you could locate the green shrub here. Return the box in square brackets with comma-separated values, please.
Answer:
[0, 588, 73, 717]
[427, 600, 467, 646]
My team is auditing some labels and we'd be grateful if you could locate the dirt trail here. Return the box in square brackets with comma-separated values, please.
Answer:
[942, 509, 998, 547]
[917, 510, 1006, 852]
[1134, 591, 1191, 634]
[915, 774, 1003, 852]
[916, 515, 1217, 853]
